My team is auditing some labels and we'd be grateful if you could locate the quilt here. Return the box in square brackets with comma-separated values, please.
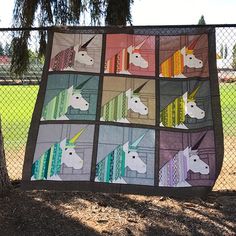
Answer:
[22, 26, 224, 197]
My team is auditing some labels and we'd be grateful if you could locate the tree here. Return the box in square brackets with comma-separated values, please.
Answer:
[232, 43, 236, 69]
[11, 0, 134, 75]
[198, 15, 206, 25]
[4, 43, 13, 57]
[224, 44, 228, 59]
[0, 43, 4, 56]
[0, 116, 12, 196]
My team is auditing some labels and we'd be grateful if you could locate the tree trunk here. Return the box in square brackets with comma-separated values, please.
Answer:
[0, 115, 11, 196]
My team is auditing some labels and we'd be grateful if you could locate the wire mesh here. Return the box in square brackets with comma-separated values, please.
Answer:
[0, 26, 235, 190]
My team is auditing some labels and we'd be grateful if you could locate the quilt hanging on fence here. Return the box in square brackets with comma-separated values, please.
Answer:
[22, 26, 224, 197]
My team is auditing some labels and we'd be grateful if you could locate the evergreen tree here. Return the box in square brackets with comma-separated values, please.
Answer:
[198, 15, 206, 25]
[11, 0, 134, 75]
[224, 44, 228, 59]
[0, 43, 4, 56]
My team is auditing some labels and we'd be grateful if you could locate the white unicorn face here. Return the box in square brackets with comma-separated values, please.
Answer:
[60, 139, 83, 169]
[70, 92, 89, 111]
[126, 150, 146, 173]
[75, 50, 94, 65]
[185, 53, 203, 68]
[130, 52, 148, 68]
[186, 101, 205, 119]
[123, 142, 146, 173]
[128, 95, 148, 115]
[188, 152, 209, 174]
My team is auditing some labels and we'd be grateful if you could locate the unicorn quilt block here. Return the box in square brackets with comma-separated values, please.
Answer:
[49, 33, 102, 73]
[41, 74, 99, 121]
[22, 26, 223, 198]
[95, 126, 155, 185]
[159, 34, 209, 78]
[105, 34, 155, 76]
[31, 124, 95, 181]
[160, 80, 213, 129]
[101, 76, 155, 125]
[159, 130, 216, 187]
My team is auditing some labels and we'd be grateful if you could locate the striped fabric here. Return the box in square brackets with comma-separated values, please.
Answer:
[159, 151, 188, 187]
[31, 142, 63, 180]
[96, 145, 126, 183]
[105, 48, 130, 73]
[101, 92, 128, 121]
[42, 89, 70, 120]
[160, 50, 184, 77]
[160, 96, 185, 127]
[50, 46, 75, 71]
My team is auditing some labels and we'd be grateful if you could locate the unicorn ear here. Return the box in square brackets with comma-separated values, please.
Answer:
[123, 142, 129, 152]
[60, 138, 67, 149]
[183, 147, 190, 158]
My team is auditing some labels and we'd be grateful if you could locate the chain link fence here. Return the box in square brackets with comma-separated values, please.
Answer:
[0, 26, 235, 190]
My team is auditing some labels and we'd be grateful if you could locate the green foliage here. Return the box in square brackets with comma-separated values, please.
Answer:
[105, 0, 134, 25]
[11, 0, 134, 75]
[198, 15, 206, 25]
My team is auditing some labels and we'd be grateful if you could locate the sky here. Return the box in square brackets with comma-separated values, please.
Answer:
[0, 0, 236, 27]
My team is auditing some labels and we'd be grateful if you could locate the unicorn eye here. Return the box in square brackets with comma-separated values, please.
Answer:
[128, 151, 130, 153]
[69, 152, 73, 155]
[191, 105, 194, 108]
[135, 100, 138, 103]
[81, 53, 84, 56]
[65, 148, 68, 150]
[76, 96, 79, 99]
[135, 55, 139, 58]
[194, 159, 197, 162]
[132, 156, 136, 159]
[189, 57, 192, 59]
[205, 166, 208, 169]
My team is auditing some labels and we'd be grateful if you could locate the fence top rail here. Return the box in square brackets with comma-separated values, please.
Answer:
[0, 24, 236, 32]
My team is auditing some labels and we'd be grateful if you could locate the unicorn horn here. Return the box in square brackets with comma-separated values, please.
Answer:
[188, 81, 204, 101]
[133, 81, 149, 95]
[130, 132, 147, 148]
[188, 35, 202, 50]
[80, 36, 95, 49]
[75, 77, 93, 90]
[192, 132, 207, 150]
[134, 37, 148, 49]
[69, 129, 85, 144]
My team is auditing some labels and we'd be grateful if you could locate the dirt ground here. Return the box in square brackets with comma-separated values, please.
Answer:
[0, 188, 235, 236]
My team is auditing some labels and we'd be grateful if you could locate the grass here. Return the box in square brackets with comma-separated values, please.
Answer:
[219, 83, 236, 135]
[0, 85, 39, 149]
